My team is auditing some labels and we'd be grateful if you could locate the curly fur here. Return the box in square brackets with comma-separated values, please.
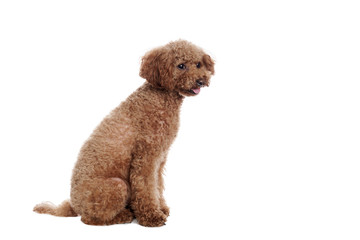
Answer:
[33, 40, 215, 227]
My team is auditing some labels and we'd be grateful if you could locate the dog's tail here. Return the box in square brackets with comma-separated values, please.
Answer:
[33, 200, 78, 217]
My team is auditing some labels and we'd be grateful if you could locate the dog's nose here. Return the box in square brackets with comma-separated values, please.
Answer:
[196, 79, 205, 87]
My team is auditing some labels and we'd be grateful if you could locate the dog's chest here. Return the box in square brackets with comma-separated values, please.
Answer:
[151, 109, 179, 142]
[133, 108, 180, 159]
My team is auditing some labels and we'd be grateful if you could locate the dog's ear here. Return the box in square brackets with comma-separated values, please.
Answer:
[140, 47, 174, 90]
[203, 54, 215, 75]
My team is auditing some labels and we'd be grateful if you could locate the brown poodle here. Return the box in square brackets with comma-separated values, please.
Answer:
[33, 40, 215, 227]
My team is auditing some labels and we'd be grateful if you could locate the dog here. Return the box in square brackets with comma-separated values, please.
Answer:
[34, 40, 215, 227]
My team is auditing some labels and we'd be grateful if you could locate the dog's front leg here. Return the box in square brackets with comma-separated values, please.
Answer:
[130, 156, 167, 227]
[157, 158, 170, 217]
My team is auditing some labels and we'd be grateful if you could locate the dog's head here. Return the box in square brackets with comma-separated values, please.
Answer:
[140, 40, 215, 97]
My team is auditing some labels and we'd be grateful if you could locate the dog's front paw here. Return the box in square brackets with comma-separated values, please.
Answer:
[161, 205, 170, 217]
[136, 210, 167, 227]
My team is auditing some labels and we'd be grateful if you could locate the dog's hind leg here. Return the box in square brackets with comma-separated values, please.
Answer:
[81, 208, 134, 226]
[71, 177, 133, 225]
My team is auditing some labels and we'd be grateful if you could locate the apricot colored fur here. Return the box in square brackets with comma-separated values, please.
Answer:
[33, 40, 215, 227]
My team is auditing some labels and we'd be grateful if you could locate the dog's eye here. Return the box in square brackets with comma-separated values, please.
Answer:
[196, 62, 201, 68]
[177, 64, 186, 70]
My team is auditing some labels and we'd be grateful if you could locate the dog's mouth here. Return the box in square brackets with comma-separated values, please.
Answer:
[189, 88, 201, 95]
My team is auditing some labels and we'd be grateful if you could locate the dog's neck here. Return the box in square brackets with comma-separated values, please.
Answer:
[142, 82, 184, 109]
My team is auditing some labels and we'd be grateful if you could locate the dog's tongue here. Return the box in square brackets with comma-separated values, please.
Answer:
[192, 88, 201, 94]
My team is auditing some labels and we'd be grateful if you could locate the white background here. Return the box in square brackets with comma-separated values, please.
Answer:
[0, 0, 359, 239]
